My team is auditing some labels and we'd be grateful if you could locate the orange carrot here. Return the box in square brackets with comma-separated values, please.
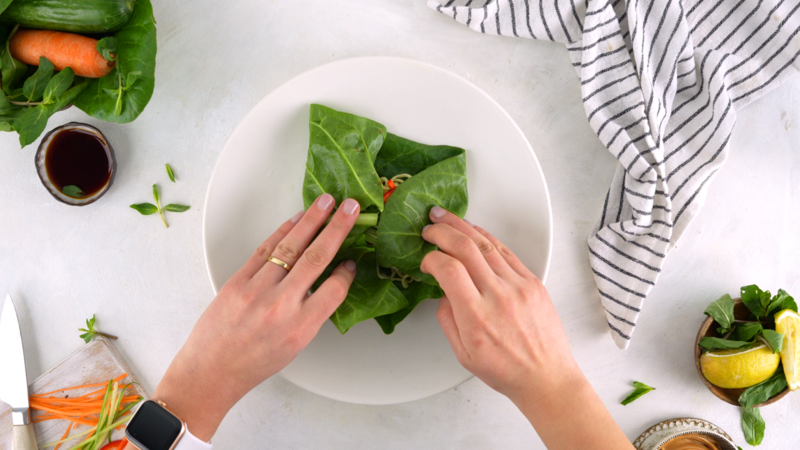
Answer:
[9, 29, 115, 78]
[32, 374, 127, 397]
[53, 422, 72, 450]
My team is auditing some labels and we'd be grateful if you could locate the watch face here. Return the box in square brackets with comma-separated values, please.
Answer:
[126, 400, 184, 450]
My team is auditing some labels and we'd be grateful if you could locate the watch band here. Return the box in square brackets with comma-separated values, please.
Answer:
[174, 427, 212, 450]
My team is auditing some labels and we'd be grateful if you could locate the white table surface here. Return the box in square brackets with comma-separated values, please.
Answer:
[1, 1, 798, 449]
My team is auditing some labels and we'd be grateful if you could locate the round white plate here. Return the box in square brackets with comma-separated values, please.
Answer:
[203, 57, 552, 405]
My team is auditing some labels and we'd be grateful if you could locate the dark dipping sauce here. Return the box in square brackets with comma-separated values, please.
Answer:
[45, 128, 112, 197]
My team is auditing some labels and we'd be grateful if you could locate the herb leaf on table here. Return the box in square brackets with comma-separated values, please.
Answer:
[742, 407, 765, 446]
[166, 163, 176, 182]
[704, 293, 735, 332]
[739, 367, 788, 408]
[620, 381, 655, 405]
[130, 184, 189, 228]
[78, 314, 118, 343]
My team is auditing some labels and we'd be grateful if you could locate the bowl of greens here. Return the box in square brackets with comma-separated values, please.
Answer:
[0, 0, 157, 147]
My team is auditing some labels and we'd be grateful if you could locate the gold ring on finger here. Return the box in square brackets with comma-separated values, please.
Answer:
[268, 256, 292, 272]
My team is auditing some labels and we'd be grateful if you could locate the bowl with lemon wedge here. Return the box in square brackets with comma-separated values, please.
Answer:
[694, 285, 799, 445]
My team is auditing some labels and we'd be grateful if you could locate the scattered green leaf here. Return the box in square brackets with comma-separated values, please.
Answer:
[130, 203, 158, 215]
[742, 407, 765, 446]
[739, 367, 788, 408]
[131, 183, 189, 228]
[165, 163, 176, 182]
[77, 314, 118, 343]
[704, 294, 735, 333]
[62, 185, 85, 198]
[699, 337, 753, 352]
[163, 204, 190, 212]
[621, 381, 655, 405]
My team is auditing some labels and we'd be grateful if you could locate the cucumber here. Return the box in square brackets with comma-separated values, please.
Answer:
[0, 0, 135, 34]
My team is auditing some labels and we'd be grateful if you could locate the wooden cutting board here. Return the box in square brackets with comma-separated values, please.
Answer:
[0, 337, 149, 450]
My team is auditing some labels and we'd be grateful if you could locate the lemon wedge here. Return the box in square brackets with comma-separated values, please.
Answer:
[700, 343, 780, 389]
[775, 309, 800, 391]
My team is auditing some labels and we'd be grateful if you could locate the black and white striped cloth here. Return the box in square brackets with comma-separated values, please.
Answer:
[429, 0, 800, 348]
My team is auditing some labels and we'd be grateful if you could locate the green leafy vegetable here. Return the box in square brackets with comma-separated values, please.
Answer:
[620, 381, 655, 405]
[96, 37, 118, 62]
[741, 285, 771, 321]
[375, 282, 443, 334]
[760, 329, 784, 354]
[373, 132, 464, 178]
[62, 185, 85, 198]
[739, 367, 788, 408]
[698, 337, 753, 351]
[704, 293, 735, 333]
[22, 57, 54, 102]
[767, 289, 798, 315]
[13, 81, 89, 147]
[742, 407, 765, 446]
[1, 26, 26, 96]
[302, 104, 386, 211]
[166, 163, 176, 182]
[42, 67, 75, 105]
[78, 314, 117, 343]
[130, 184, 189, 228]
[729, 322, 763, 342]
[73, 0, 156, 123]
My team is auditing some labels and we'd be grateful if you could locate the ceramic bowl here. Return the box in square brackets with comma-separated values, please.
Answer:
[633, 418, 737, 450]
[694, 298, 790, 406]
[35, 122, 116, 206]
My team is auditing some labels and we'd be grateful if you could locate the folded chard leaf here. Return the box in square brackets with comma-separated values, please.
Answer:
[303, 105, 468, 333]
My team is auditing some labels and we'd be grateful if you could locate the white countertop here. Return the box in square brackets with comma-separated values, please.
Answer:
[1, 1, 798, 449]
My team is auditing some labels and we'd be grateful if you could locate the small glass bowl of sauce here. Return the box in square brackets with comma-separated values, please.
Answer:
[35, 122, 116, 206]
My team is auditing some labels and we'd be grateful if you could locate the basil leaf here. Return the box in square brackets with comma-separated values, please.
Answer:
[698, 337, 753, 351]
[742, 407, 765, 446]
[22, 57, 54, 102]
[61, 185, 85, 198]
[621, 381, 655, 405]
[768, 289, 798, 315]
[162, 204, 190, 213]
[760, 329, 784, 354]
[73, 0, 157, 123]
[12, 81, 89, 147]
[739, 367, 787, 408]
[729, 322, 762, 342]
[130, 203, 158, 215]
[152, 184, 159, 204]
[165, 163, 176, 182]
[302, 104, 387, 211]
[704, 294, 735, 332]
[96, 37, 118, 62]
[42, 68, 75, 105]
[741, 285, 770, 320]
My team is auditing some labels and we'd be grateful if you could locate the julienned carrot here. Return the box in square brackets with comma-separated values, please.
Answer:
[9, 29, 115, 78]
[54, 422, 72, 450]
[32, 374, 128, 397]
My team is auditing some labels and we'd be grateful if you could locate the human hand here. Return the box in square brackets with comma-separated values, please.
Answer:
[421, 207, 632, 450]
[151, 193, 361, 441]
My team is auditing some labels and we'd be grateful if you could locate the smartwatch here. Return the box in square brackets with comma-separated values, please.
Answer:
[125, 400, 213, 450]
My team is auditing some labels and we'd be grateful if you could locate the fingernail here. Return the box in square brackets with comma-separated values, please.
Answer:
[342, 198, 360, 215]
[463, 219, 475, 227]
[317, 193, 334, 211]
[422, 225, 431, 233]
[344, 260, 356, 272]
[431, 206, 446, 219]
[290, 210, 305, 223]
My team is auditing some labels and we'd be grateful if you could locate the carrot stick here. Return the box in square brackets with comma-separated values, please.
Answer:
[54, 422, 72, 450]
[9, 29, 115, 78]
[32, 375, 127, 397]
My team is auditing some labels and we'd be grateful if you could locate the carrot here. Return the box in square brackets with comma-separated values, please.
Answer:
[32, 374, 127, 397]
[53, 422, 72, 450]
[9, 29, 115, 78]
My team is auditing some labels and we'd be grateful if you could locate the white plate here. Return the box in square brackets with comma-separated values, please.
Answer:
[203, 57, 552, 405]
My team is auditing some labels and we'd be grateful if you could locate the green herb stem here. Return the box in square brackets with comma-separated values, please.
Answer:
[96, 331, 118, 340]
[9, 100, 42, 106]
[324, 213, 379, 227]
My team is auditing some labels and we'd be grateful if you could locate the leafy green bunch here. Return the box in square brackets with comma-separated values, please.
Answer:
[0, 0, 156, 147]
[700, 285, 798, 446]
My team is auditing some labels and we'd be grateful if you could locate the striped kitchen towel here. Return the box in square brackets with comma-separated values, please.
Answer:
[429, 0, 800, 349]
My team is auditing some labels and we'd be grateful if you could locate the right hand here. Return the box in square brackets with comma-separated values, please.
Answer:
[420, 206, 578, 401]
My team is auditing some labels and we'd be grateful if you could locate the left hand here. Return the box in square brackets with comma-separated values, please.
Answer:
[149, 194, 361, 441]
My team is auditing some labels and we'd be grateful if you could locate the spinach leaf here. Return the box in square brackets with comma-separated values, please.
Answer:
[729, 322, 762, 342]
[760, 329, 784, 354]
[739, 367, 787, 408]
[302, 104, 386, 211]
[314, 247, 408, 334]
[374, 132, 465, 178]
[13, 81, 89, 147]
[704, 294, 735, 333]
[741, 285, 771, 320]
[96, 37, 118, 62]
[375, 282, 444, 334]
[22, 57, 54, 102]
[767, 289, 798, 315]
[742, 407, 765, 446]
[1, 39, 26, 95]
[43, 67, 74, 105]
[698, 337, 753, 352]
[0, 89, 12, 114]
[621, 381, 655, 405]
[376, 151, 468, 284]
[73, 0, 157, 123]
